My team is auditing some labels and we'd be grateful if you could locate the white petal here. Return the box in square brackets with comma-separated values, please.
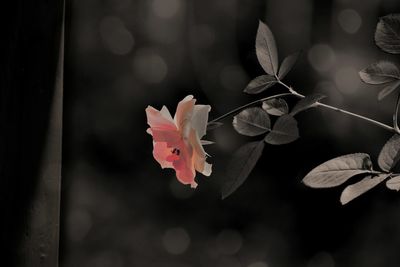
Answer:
[200, 140, 214, 145]
[174, 95, 195, 136]
[160, 105, 174, 122]
[201, 162, 212, 176]
[191, 104, 211, 138]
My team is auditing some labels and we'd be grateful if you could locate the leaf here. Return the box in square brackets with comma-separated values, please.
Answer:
[244, 75, 277, 94]
[262, 98, 289, 116]
[378, 80, 400, 100]
[378, 134, 400, 172]
[207, 121, 223, 131]
[256, 20, 279, 75]
[233, 107, 271, 136]
[375, 14, 400, 54]
[290, 94, 326, 116]
[302, 153, 374, 188]
[340, 174, 389, 205]
[264, 115, 299, 145]
[359, 61, 400, 85]
[222, 141, 265, 199]
[278, 51, 300, 80]
[386, 175, 400, 191]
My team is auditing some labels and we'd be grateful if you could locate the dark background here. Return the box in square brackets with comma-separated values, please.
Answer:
[62, 0, 400, 266]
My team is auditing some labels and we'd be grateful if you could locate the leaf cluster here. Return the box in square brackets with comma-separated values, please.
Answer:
[222, 14, 400, 204]
[223, 21, 323, 198]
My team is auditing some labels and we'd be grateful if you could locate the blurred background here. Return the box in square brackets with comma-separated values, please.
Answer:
[62, 0, 400, 266]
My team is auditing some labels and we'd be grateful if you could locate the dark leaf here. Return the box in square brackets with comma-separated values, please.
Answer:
[262, 98, 289, 116]
[378, 80, 400, 100]
[359, 61, 400, 84]
[386, 175, 400, 191]
[290, 94, 326, 116]
[302, 153, 374, 188]
[207, 121, 223, 131]
[375, 14, 400, 54]
[256, 21, 279, 75]
[278, 51, 300, 80]
[244, 75, 277, 94]
[378, 134, 400, 172]
[222, 141, 265, 199]
[233, 107, 271, 136]
[264, 115, 299, 145]
[340, 174, 389, 205]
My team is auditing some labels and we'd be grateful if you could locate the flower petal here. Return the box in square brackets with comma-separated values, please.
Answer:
[191, 104, 211, 138]
[149, 128, 181, 145]
[174, 95, 195, 134]
[189, 128, 212, 176]
[146, 106, 177, 131]
[173, 140, 197, 188]
[152, 142, 174, 169]
[160, 105, 174, 122]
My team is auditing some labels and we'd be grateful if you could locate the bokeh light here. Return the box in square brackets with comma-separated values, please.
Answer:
[162, 227, 191, 255]
[337, 9, 362, 34]
[216, 229, 243, 255]
[334, 66, 360, 95]
[99, 16, 134, 55]
[132, 48, 168, 83]
[308, 44, 336, 72]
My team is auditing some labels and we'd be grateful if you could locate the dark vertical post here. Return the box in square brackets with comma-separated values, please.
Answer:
[0, 0, 65, 266]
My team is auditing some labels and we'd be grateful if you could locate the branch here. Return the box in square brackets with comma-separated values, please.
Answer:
[278, 81, 396, 133]
[208, 93, 294, 124]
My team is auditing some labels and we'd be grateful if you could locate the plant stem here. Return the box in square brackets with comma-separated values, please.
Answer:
[208, 93, 294, 124]
[277, 81, 397, 134]
[208, 80, 398, 134]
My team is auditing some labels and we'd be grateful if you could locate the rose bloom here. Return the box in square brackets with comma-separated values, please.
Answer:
[145, 95, 212, 188]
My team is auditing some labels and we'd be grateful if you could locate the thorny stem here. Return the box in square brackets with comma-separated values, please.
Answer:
[393, 93, 400, 133]
[208, 93, 294, 124]
[208, 79, 399, 134]
[277, 80, 398, 134]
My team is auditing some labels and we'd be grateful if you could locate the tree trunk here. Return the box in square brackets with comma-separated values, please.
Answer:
[0, 0, 65, 266]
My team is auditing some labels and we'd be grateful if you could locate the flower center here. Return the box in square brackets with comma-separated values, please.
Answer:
[171, 148, 180, 156]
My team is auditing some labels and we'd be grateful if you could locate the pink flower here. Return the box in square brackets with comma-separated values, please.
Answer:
[145, 95, 212, 188]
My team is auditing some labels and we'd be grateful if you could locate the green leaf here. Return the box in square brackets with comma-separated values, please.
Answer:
[359, 61, 400, 85]
[278, 51, 300, 80]
[222, 141, 265, 199]
[302, 153, 374, 188]
[378, 134, 400, 172]
[340, 174, 389, 205]
[244, 75, 277, 94]
[207, 121, 223, 131]
[233, 107, 271, 136]
[256, 20, 279, 75]
[378, 80, 400, 100]
[375, 14, 400, 54]
[264, 115, 299, 145]
[386, 175, 400, 191]
[290, 94, 326, 116]
[262, 98, 289, 116]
